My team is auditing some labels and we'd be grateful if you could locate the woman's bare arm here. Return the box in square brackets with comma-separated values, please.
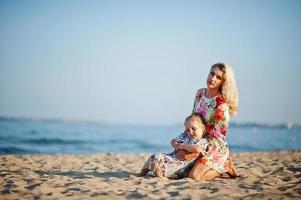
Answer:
[177, 143, 203, 154]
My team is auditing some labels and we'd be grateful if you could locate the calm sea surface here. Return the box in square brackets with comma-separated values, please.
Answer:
[0, 118, 300, 155]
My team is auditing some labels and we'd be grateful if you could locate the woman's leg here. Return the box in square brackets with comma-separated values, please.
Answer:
[203, 169, 219, 180]
[188, 163, 219, 181]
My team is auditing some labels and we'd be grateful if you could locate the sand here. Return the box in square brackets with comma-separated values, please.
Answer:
[0, 151, 300, 200]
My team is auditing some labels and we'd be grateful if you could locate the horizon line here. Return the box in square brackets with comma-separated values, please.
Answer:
[0, 115, 299, 129]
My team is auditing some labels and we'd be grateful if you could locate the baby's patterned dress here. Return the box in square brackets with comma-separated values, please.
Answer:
[142, 132, 208, 178]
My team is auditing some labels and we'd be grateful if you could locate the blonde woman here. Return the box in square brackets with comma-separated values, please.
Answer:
[185, 62, 239, 181]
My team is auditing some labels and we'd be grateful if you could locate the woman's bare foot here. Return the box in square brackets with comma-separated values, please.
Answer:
[226, 157, 240, 178]
[219, 172, 231, 178]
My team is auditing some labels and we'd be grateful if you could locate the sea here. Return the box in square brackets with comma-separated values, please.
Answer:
[0, 117, 300, 155]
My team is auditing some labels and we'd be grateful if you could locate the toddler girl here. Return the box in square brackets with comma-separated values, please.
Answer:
[138, 113, 208, 179]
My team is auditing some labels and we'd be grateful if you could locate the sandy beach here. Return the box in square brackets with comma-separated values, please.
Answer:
[0, 151, 300, 200]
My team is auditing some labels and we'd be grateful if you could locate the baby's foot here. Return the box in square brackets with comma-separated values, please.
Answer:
[138, 168, 149, 177]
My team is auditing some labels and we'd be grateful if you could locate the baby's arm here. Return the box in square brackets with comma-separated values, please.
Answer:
[170, 133, 186, 150]
[170, 139, 181, 150]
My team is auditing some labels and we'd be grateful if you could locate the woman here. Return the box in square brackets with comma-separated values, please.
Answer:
[187, 62, 239, 181]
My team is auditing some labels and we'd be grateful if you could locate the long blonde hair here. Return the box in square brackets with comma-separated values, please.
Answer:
[211, 62, 239, 116]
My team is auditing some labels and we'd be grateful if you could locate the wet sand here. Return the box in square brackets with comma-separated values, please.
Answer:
[1, 151, 301, 199]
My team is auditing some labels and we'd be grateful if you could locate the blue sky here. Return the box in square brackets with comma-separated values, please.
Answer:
[0, 0, 300, 125]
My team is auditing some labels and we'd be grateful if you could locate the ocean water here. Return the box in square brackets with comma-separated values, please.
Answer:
[0, 118, 300, 155]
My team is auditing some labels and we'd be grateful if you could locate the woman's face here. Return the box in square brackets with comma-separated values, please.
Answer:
[207, 66, 225, 90]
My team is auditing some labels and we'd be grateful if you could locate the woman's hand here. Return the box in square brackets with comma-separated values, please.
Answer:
[176, 149, 200, 161]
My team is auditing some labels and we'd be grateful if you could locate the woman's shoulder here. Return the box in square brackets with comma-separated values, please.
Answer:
[196, 88, 206, 94]
[195, 88, 206, 99]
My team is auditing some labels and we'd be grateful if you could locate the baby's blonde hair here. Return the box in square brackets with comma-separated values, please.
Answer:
[185, 113, 205, 129]
[211, 62, 239, 116]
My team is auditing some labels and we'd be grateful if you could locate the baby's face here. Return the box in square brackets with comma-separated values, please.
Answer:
[184, 120, 204, 140]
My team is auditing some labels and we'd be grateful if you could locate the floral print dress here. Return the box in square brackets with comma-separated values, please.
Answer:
[142, 132, 208, 178]
[193, 88, 230, 173]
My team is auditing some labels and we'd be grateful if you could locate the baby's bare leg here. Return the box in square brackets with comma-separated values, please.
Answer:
[153, 165, 163, 177]
[138, 156, 154, 176]
[149, 159, 163, 177]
